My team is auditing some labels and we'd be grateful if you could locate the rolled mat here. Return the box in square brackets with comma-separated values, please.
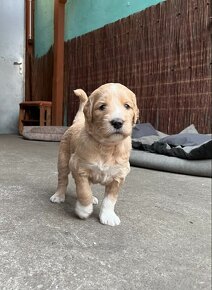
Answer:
[130, 150, 212, 177]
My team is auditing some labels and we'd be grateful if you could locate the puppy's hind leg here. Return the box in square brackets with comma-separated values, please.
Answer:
[50, 137, 70, 203]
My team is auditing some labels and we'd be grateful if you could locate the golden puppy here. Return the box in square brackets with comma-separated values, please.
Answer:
[50, 83, 139, 226]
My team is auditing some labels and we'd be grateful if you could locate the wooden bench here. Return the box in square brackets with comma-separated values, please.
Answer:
[19, 101, 52, 135]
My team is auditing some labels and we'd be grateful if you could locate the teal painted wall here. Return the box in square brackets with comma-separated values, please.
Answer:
[34, 0, 54, 57]
[35, 0, 164, 57]
[65, 0, 165, 41]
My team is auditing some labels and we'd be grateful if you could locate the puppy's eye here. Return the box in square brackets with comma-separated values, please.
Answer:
[124, 104, 131, 109]
[99, 104, 106, 111]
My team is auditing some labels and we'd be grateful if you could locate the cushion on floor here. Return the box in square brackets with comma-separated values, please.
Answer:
[22, 126, 68, 141]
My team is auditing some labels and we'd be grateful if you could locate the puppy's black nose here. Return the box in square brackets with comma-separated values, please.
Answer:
[110, 118, 123, 129]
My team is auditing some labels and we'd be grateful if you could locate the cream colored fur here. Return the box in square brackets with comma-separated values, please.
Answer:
[50, 83, 139, 226]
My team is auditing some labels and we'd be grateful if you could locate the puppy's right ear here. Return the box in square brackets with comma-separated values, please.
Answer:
[83, 89, 99, 123]
[83, 97, 93, 123]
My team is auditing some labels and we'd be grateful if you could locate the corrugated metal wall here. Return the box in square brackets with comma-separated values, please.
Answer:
[64, 0, 211, 133]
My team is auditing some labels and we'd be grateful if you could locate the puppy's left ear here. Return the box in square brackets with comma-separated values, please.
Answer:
[134, 107, 139, 124]
[131, 94, 139, 124]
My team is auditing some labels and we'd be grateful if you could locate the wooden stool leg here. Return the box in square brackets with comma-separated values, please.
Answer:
[18, 108, 25, 135]
[40, 106, 45, 126]
[46, 107, 51, 125]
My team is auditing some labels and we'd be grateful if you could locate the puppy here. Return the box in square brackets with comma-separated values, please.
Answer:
[50, 83, 139, 226]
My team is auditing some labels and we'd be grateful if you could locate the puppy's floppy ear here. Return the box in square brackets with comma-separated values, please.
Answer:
[133, 105, 139, 124]
[83, 96, 93, 123]
[131, 93, 139, 124]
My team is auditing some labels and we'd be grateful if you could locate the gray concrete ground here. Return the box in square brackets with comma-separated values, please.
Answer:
[0, 135, 211, 290]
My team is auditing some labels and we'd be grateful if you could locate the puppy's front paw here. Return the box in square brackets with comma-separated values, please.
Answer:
[75, 201, 93, 219]
[50, 192, 65, 203]
[99, 210, 121, 226]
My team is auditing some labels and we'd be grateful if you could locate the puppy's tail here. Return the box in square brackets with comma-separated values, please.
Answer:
[72, 89, 88, 124]
[74, 89, 88, 104]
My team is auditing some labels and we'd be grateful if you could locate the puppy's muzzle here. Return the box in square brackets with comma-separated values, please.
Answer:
[110, 118, 124, 130]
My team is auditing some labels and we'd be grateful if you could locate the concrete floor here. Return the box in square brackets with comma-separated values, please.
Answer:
[0, 135, 211, 290]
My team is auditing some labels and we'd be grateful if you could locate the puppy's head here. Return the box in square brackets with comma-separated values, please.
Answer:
[84, 83, 139, 144]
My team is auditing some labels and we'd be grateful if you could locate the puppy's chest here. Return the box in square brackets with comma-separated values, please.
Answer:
[86, 161, 129, 184]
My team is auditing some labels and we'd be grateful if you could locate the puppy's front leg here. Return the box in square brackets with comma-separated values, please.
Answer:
[75, 176, 93, 219]
[99, 180, 122, 226]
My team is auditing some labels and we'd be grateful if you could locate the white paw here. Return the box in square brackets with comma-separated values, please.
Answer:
[50, 192, 65, 203]
[75, 201, 93, 219]
[92, 196, 98, 205]
[99, 210, 121, 226]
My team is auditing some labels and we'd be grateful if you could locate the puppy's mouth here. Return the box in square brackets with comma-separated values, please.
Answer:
[108, 129, 127, 141]
[110, 127, 125, 136]
[112, 129, 123, 134]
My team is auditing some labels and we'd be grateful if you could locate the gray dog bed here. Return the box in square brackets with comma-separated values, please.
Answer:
[130, 124, 212, 177]
[130, 150, 211, 177]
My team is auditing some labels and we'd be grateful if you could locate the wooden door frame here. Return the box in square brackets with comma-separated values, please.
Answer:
[25, 0, 67, 124]
[25, 0, 34, 101]
[52, 0, 67, 125]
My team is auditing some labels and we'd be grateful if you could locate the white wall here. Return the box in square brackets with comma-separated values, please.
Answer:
[0, 0, 25, 133]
